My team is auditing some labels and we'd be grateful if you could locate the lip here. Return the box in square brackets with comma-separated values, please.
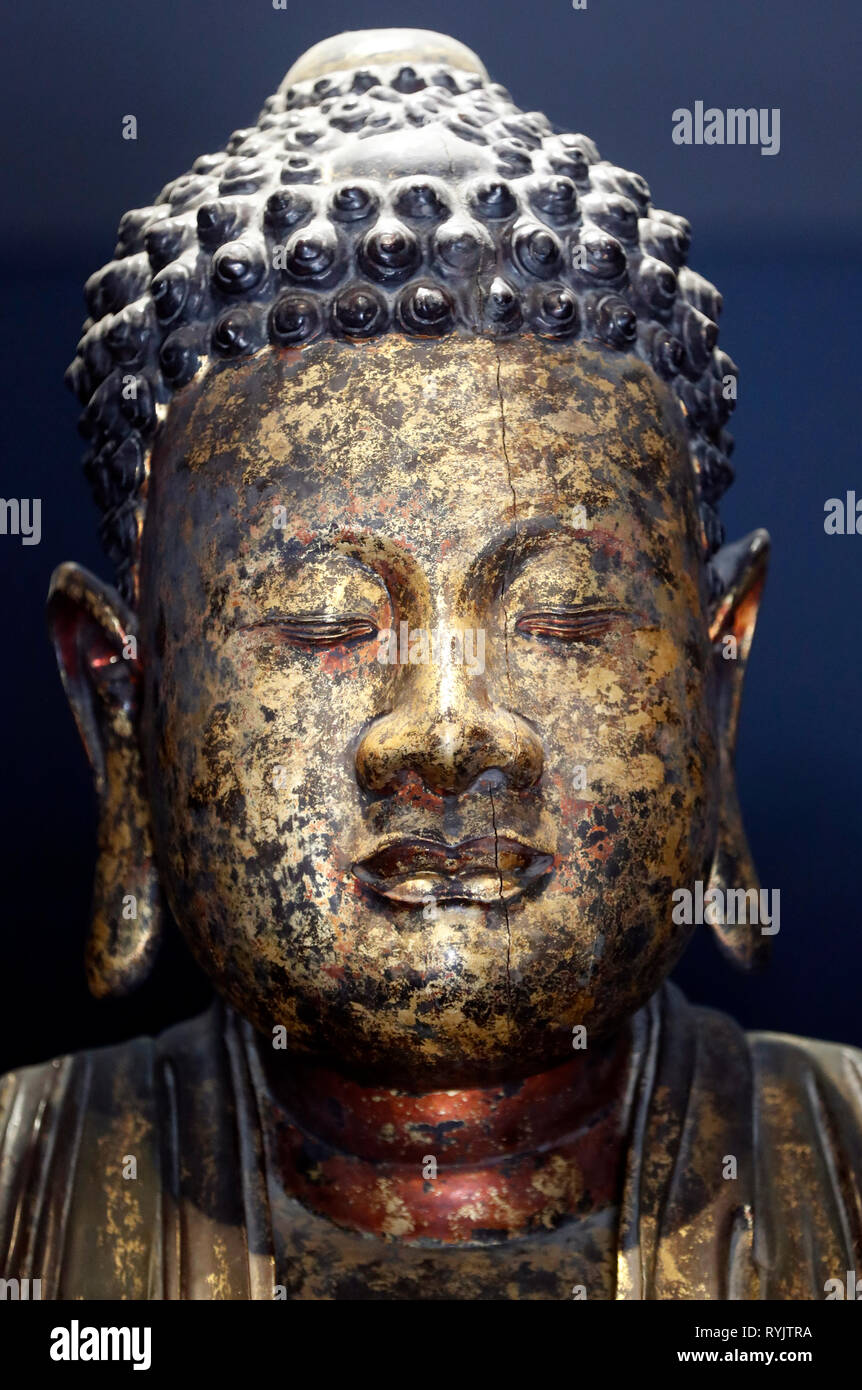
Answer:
[352, 835, 554, 905]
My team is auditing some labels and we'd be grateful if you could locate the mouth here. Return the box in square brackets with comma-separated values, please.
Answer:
[352, 835, 554, 906]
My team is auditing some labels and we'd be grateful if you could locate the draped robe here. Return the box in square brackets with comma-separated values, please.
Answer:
[2, 984, 860, 1299]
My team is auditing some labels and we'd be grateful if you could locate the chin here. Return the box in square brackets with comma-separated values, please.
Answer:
[204, 926, 665, 1090]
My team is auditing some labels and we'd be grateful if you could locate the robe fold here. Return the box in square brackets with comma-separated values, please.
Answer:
[1, 983, 860, 1299]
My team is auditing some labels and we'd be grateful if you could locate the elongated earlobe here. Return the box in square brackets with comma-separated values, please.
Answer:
[47, 563, 162, 996]
[706, 529, 770, 972]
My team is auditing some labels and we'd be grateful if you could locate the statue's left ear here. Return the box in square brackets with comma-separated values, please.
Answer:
[47, 562, 162, 997]
[705, 528, 770, 971]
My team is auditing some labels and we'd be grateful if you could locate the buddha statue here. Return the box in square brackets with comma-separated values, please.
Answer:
[1, 28, 860, 1301]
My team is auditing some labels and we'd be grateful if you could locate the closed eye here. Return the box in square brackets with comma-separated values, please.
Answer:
[243, 614, 379, 650]
[515, 607, 631, 642]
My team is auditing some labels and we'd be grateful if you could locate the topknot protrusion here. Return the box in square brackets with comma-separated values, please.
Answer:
[280, 29, 488, 88]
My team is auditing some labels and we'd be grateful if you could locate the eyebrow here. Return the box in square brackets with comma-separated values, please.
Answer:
[265, 530, 432, 610]
[266, 517, 634, 607]
[474, 516, 569, 567]
[463, 516, 631, 601]
[275, 531, 419, 571]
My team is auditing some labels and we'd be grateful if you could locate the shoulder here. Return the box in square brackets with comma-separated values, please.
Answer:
[0, 1005, 260, 1299]
[747, 1025, 862, 1086]
[745, 1026, 862, 1173]
[624, 986, 862, 1299]
[745, 1028, 862, 1296]
[745, 1026, 862, 1161]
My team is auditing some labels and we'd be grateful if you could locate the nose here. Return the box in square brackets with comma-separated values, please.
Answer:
[355, 652, 543, 797]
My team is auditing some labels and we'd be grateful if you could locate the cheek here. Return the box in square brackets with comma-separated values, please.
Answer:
[519, 625, 715, 813]
[148, 635, 384, 938]
[532, 778, 711, 943]
[214, 643, 380, 897]
[511, 627, 717, 949]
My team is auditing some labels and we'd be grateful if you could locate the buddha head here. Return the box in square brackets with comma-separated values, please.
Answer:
[53, 29, 767, 1089]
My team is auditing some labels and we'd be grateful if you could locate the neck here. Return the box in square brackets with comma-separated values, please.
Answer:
[251, 1026, 635, 1244]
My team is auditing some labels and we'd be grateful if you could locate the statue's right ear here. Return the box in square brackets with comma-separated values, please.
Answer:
[46, 563, 162, 997]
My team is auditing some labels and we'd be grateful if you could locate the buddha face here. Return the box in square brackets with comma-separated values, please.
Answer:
[137, 335, 718, 1086]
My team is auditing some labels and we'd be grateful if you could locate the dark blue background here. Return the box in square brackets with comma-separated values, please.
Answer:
[1, 0, 859, 1069]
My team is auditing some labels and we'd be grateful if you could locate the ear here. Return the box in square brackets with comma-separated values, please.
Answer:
[705, 529, 770, 971]
[47, 562, 162, 997]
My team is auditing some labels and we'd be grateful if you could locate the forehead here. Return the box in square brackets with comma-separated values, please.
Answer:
[146, 336, 702, 586]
